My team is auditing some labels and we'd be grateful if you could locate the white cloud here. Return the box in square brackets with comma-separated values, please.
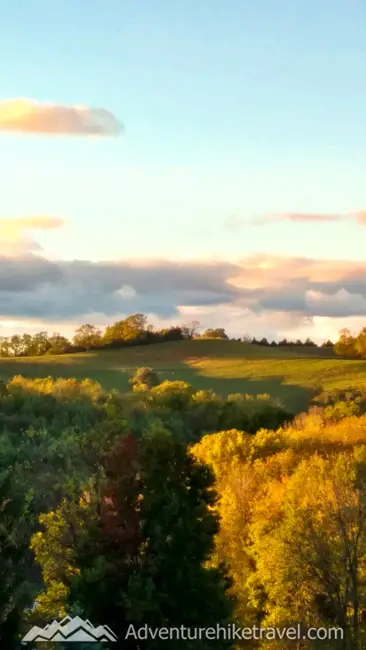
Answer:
[0, 99, 122, 136]
[0, 216, 64, 256]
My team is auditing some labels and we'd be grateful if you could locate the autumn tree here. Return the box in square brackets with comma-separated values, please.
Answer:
[202, 328, 228, 339]
[250, 454, 366, 648]
[334, 328, 359, 358]
[355, 328, 366, 358]
[73, 324, 102, 350]
[104, 314, 148, 344]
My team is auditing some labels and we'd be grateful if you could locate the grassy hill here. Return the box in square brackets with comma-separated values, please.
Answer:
[0, 339, 365, 413]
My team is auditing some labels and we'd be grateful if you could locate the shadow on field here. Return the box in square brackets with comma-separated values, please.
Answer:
[0, 358, 316, 413]
[154, 365, 316, 413]
[0, 341, 333, 414]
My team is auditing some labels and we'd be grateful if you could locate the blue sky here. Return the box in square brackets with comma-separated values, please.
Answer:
[0, 0, 365, 339]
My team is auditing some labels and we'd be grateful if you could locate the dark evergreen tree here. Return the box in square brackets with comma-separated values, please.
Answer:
[68, 432, 234, 649]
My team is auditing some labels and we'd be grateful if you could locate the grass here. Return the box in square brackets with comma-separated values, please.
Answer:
[0, 339, 365, 413]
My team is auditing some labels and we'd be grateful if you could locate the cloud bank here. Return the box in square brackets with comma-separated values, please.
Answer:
[0, 99, 122, 136]
[0, 248, 366, 322]
[0, 216, 365, 340]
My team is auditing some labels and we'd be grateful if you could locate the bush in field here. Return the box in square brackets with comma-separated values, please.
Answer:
[129, 367, 161, 391]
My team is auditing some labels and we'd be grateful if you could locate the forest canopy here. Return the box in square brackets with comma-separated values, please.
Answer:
[1, 371, 366, 647]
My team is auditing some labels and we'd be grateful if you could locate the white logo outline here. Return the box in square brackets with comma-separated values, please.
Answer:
[21, 615, 118, 643]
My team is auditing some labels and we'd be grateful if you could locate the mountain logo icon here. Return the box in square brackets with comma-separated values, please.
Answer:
[21, 615, 118, 643]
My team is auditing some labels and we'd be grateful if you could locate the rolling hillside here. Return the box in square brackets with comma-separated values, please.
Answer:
[0, 339, 365, 413]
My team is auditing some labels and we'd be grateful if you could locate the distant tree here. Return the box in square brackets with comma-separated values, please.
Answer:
[73, 324, 102, 351]
[181, 320, 201, 339]
[337, 325, 366, 358]
[122, 314, 148, 340]
[304, 337, 316, 347]
[321, 339, 334, 348]
[355, 327, 366, 358]
[0, 337, 10, 357]
[103, 320, 125, 343]
[334, 328, 359, 358]
[258, 337, 269, 346]
[20, 334, 36, 356]
[104, 314, 148, 344]
[9, 335, 22, 356]
[202, 328, 228, 339]
[32, 332, 52, 356]
[160, 326, 184, 342]
[47, 333, 72, 355]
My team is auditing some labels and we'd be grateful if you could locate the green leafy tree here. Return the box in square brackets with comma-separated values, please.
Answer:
[32, 433, 234, 648]
[9, 334, 22, 356]
[0, 337, 10, 357]
[47, 333, 72, 355]
[32, 332, 52, 356]
[0, 468, 33, 645]
[21, 333, 37, 356]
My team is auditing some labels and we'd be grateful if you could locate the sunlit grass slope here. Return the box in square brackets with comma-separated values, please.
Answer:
[0, 339, 365, 413]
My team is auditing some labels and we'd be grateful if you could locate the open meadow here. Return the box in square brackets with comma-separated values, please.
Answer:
[1, 339, 365, 413]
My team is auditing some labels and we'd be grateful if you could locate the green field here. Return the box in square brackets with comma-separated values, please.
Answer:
[0, 339, 365, 413]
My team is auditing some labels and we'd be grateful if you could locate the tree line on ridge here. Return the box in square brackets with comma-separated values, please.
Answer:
[0, 313, 337, 358]
[1, 312, 366, 359]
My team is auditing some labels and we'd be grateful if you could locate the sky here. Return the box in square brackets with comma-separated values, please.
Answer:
[0, 0, 366, 341]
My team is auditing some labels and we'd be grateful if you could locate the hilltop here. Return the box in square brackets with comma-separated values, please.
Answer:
[0, 338, 365, 413]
